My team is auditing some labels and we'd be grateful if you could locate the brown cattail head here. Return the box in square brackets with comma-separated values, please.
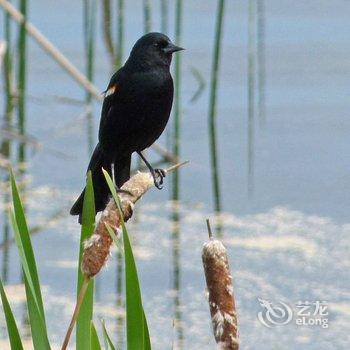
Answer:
[81, 171, 154, 278]
[202, 238, 238, 350]
[80, 162, 188, 278]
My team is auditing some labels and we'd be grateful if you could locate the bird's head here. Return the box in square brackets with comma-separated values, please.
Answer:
[127, 32, 184, 70]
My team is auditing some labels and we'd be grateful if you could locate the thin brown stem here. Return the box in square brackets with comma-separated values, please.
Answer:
[165, 160, 189, 173]
[61, 277, 91, 350]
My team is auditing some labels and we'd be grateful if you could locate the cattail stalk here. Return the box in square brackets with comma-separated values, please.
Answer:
[82, 161, 187, 277]
[61, 277, 90, 350]
[61, 161, 188, 350]
[202, 220, 238, 349]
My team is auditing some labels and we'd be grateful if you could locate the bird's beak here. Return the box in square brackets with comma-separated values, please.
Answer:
[163, 42, 185, 54]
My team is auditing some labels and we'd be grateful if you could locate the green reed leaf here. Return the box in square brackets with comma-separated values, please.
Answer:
[77, 171, 95, 350]
[102, 169, 151, 349]
[10, 171, 50, 349]
[101, 320, 116, 350]
[90, 321, 102, 350]
[0, 278, 24, 350]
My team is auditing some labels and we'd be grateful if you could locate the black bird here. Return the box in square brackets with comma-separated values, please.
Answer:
[70, 32, 184, 222]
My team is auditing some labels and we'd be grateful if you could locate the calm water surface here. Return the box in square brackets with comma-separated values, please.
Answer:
[0, 1, 349, 349]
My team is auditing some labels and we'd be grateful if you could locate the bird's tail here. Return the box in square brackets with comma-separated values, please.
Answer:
[70, 143, 131, 223]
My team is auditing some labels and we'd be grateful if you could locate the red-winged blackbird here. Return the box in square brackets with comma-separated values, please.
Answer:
[70, 32, 184, 222]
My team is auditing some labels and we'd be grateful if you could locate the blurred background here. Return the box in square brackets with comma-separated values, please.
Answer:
[0, 0, 349, 349]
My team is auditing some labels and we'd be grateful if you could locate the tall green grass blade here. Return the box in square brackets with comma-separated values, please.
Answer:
[83, 0, 96, 103]
[0, 278, 24, 350]
[10, 173, 50, 349]
[102, 321, 116, 350]
[76, 171, 95, 350]
[85, 0, 96, 82]
[23, 276, 51, 349]
[171, 0, 183, 201]
[208, 0, 225, 214]
[143, 0, 152, 33]
[17, 0, 28, 162]
[83, 0, 97, 153]
[102, 0, 115, 66]
[3, 1, 13, 117]
[8, 211, 35, 307]
[102, 169, 151, 350]
[160, 0, 169, 34]
[116, 0, 124, 69]
[122, 218, 145, 350]
[143, 309, 151, 350]
[10, 172, 45, 315]
[257, 0, 266, 127]
[90, 321, 102, 350]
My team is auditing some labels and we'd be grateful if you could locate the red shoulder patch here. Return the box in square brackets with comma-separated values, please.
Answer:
[105, 84, 118, 97]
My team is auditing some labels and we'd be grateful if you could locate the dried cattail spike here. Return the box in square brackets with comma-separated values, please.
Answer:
[81, 162, 187, 278]
[62, 162, 188, 350]
[81, 172, 153, 278]
[202, 230, 238, 349]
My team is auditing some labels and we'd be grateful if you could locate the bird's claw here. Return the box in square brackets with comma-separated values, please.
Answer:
[152, 168, 166, 189]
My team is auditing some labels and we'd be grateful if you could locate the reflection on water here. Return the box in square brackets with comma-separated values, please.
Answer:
[257, 0, 266, 127]
[1, 203, 348, 349]
[170, 203, 184, 350]
[171, 3, 184, 347]
[247, 0, 267, 197]
[247, 0, 255, 198]
[115, 251, 124, 350]
[0, 178, 9, 283]
[0, 111, 11, 285]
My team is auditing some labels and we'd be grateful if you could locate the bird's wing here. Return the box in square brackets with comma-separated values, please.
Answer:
[98, 69, 128, 143]
[99, 70, 120, 127]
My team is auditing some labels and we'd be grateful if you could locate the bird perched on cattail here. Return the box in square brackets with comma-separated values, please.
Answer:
[70, 32, 184, 223]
